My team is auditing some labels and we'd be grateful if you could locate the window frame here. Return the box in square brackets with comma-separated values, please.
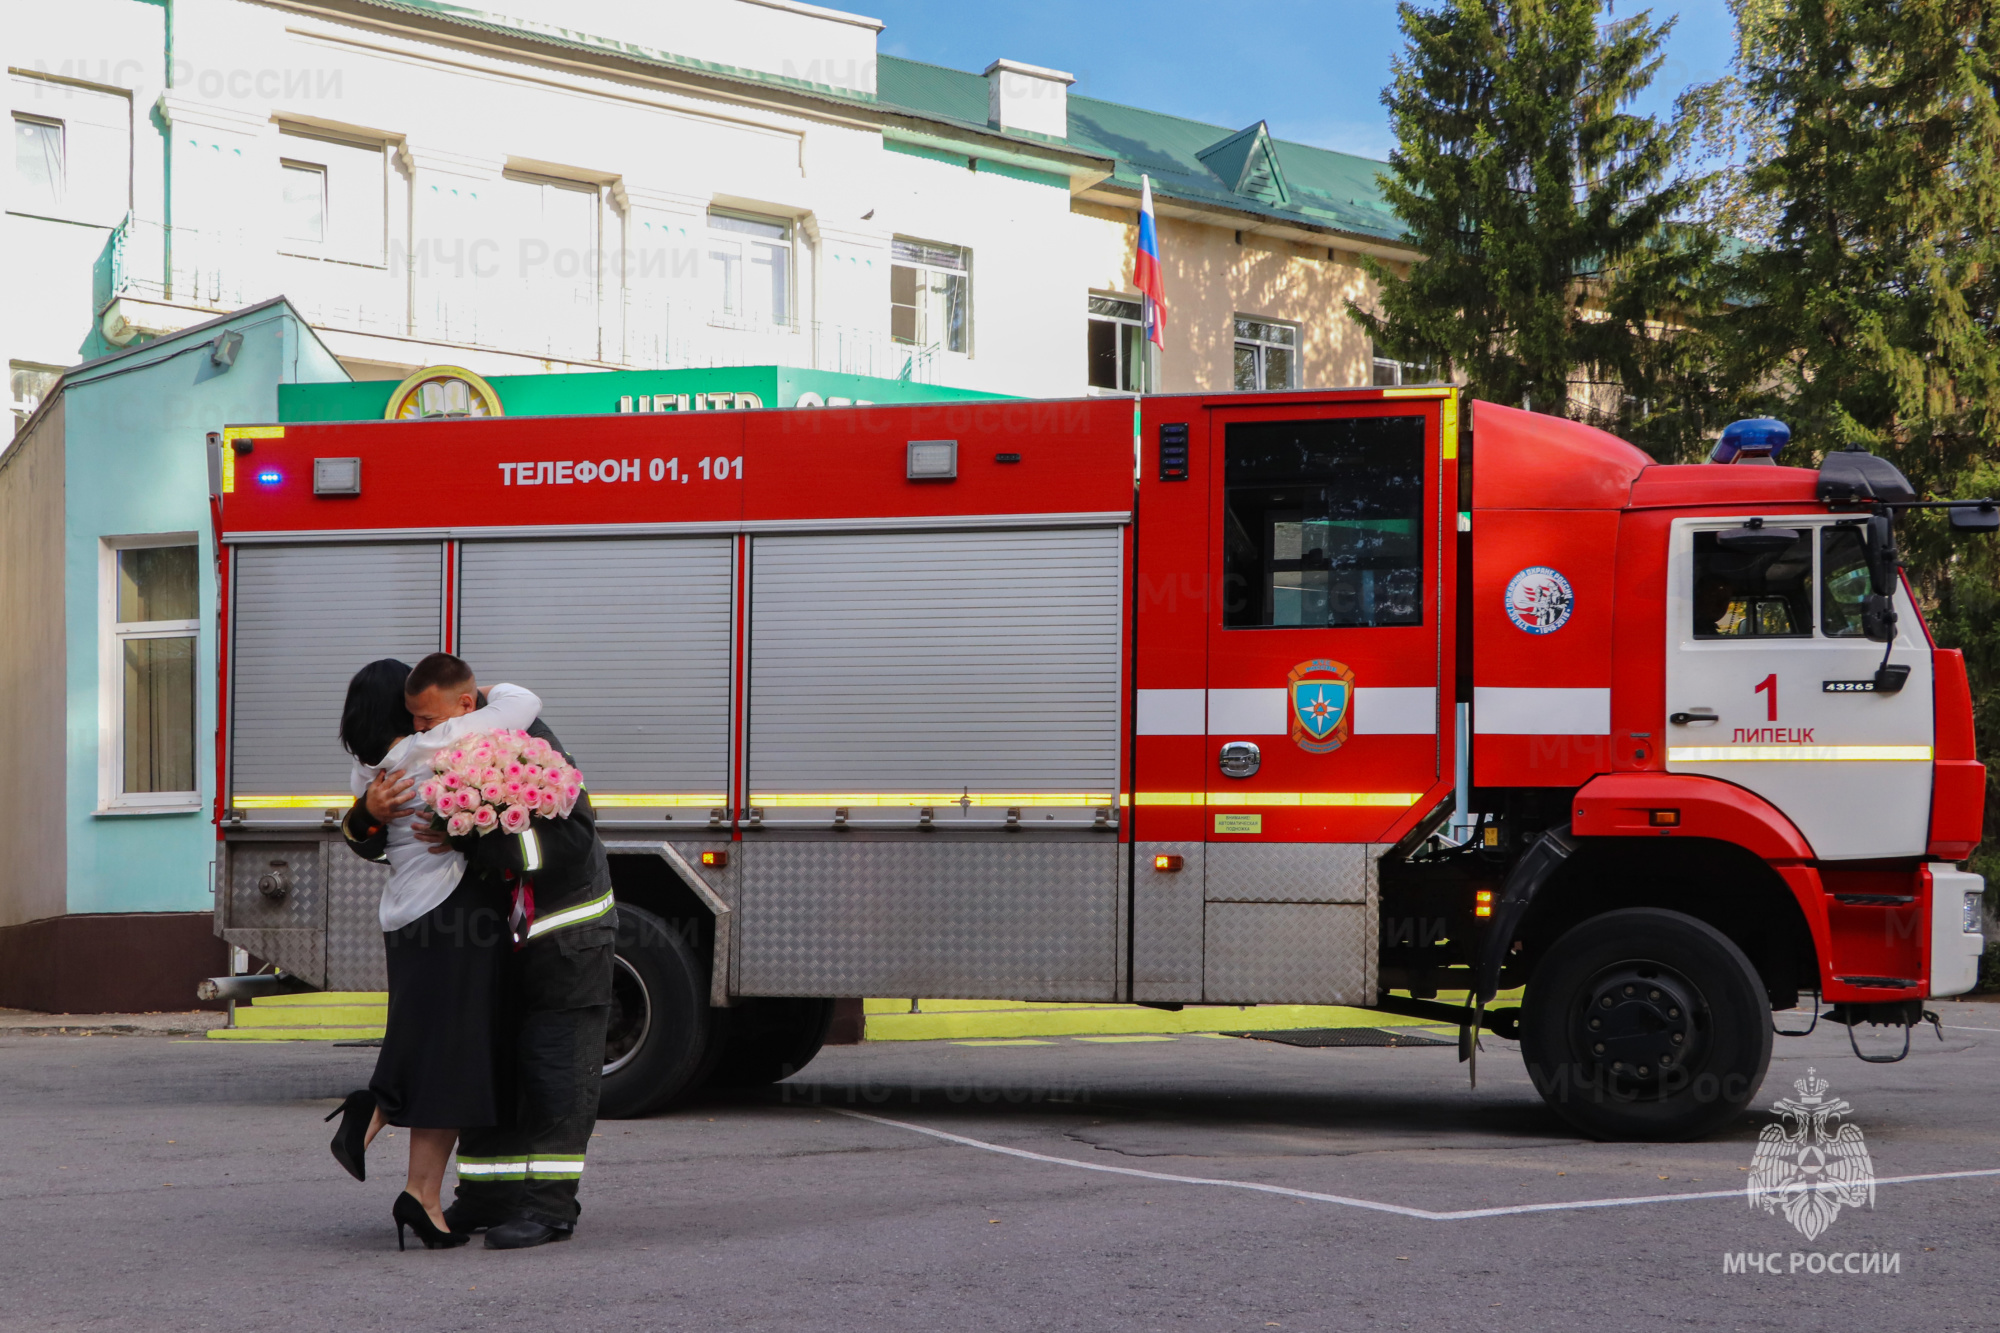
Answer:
[279, 158, 327, 246]
[1233, 316, 1300, 391]
[274, 127, 388, 268]
[1086, 293, 1146, 393]
[12, 112, 64, 215]
[707, 208, 795, 330]
[891, 236, 972, 357]
[98, 534, 202, 814]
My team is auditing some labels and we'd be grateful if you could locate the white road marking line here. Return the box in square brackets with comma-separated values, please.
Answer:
[832, 1108, 2000, 1221]
[1943, 1024, 2000, 1033]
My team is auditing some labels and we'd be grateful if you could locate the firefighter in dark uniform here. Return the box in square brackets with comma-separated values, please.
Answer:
[344, 653, 615, 1250]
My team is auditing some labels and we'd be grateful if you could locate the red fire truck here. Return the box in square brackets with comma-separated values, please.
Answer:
[205, 387, 1989, 1140]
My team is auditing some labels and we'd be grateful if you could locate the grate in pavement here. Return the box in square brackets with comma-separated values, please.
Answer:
[1225, 1027, 1455, 1049]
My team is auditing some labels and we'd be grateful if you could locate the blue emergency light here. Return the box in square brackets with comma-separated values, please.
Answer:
[1710, 418, 1790, 464]
[257, 469, 282, 484]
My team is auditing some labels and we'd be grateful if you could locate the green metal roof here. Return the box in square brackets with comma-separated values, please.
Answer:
[876, 56, 1405, 245]
[346, 5, 1401, 244]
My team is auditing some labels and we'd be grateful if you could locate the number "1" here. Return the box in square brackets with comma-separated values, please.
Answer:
[1754, 673, 1777, 722]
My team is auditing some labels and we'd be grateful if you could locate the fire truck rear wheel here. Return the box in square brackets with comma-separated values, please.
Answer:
[704, 998, 838, 1089]
[1519, 907, 1773, 1142]
[598, 903, 714, 1119]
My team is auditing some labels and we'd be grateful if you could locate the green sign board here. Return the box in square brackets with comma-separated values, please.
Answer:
[279, 365, 1009, 423]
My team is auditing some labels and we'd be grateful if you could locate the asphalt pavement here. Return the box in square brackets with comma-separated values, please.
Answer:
[3, 1004, 1998, 1332]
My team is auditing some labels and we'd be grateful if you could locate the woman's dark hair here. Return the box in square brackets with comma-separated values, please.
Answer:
[339, 659, 415, 767]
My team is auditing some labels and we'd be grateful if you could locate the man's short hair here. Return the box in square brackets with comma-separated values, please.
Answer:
[405, 652, 475, 698]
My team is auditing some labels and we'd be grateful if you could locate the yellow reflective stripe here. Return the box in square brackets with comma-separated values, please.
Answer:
[1381, 387, 1451, 399]
[590, 794, 728, 807]
[1134, 792, 1422, 807]
[1669, 745, 1933, 763]
[525, 888, 615, 939]
[235, 795, 354, 808]
[519, 827, 542, 872]
[1440, 395, 1459, 460]
[748, 793, 1118, 808]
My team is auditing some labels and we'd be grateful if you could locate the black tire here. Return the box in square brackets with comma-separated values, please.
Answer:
[598, 904, 715, 1119]
[704, 997, 837, 1089]
[1520, 907, 1773, 1142]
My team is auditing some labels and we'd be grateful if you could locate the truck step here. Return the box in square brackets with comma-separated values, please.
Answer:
[205, 990, 387, 1041]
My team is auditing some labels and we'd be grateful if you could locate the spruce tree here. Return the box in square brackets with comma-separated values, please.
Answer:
[1353, 0, 1703, 447]
[1725, 0, 2000, 877]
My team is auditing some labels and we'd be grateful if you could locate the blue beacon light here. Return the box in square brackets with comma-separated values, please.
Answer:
[257, 469, 282, 484]
[1709, 418, 1790, 465]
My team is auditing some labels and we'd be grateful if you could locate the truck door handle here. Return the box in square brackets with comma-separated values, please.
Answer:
[1670, 711, 1718, 726]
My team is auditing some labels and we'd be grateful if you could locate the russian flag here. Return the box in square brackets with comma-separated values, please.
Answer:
[1134, 174, 1167, 348]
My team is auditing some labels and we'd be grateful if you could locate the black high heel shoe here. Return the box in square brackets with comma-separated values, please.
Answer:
[324, 1089, 374, 1182]
[393, 1191, 469, 1251]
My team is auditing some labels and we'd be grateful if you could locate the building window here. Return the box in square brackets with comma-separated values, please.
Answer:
[1372, 354, 1436, 387]
[891, 238, 969, 354]
[281, 161, 326, 244]
[13, 114, 62, 213]
[1234, 317, 1298, 391]
[105, 540, 199, 807]
[10, 75, 130, 226]
[709, 211, 792, 326]
[10, 361, 61, 435]
[275, 128, 386, 265]
[1087, 295, 1146, 392]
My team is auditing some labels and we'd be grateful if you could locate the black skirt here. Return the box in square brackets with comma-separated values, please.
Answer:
[370, 877, 509, 1129]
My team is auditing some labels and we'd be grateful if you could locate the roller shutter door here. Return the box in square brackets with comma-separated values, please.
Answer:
[230, 543, 442, 797]
[748, 528, 1122, 794]
[457, 538, 734, 795]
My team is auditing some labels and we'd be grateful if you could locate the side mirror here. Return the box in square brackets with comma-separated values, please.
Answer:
[1715, 524, 1803, 553]
[1861, 593, 1898, 643]
[1951, 502, 2000, 534]
[1864, 513, 1899, 595]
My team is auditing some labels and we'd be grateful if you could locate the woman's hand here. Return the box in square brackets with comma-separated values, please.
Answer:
[364, 768, 417, 822]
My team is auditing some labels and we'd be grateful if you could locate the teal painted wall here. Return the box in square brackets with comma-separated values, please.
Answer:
[61, 307, 347, 914]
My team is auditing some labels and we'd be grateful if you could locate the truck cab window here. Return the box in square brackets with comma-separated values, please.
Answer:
[1691, 529, 1812, 638]
[1222, 415, 1426, 628]
[1820, 525, 1872, 637]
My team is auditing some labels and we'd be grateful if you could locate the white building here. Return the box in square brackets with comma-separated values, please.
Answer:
[9, 0, 1420, 430]
[7, 0, 1144, 413]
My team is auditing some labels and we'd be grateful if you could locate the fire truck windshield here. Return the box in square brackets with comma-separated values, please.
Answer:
[1221, 415, 1426, 629]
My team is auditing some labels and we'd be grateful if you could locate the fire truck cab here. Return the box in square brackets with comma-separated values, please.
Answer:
[208, 387, 1987, 1141]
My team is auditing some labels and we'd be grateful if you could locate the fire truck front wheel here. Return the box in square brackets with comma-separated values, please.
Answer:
[1520, 908, 1774, 1142]
[598, 903, 716, 1119]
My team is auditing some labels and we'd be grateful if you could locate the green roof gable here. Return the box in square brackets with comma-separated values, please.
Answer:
[876, 55, 1405, 245]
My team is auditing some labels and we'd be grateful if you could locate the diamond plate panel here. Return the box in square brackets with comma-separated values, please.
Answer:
[1205, 842, 1371, 904]
[1133, 841, 1203, 1002]
[1202, 902, 1375, 1005]
[325, 846, 390, 992]
[736, 839, 1119, 1000]
[226, 842, 324, 930]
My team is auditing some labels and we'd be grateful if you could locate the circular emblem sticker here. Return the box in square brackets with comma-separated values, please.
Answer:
[1505, 566, 1575, 635]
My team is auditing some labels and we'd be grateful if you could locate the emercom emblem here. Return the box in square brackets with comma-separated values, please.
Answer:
[1747, 1067, 1876, 1241]
[1288, 658, 1355, 754]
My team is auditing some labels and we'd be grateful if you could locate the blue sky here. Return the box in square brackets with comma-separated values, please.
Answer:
[867, 0, 1738, 161]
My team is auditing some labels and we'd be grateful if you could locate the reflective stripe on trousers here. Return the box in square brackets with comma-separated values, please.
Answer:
[524, 887, 615, 940]
[457, 1154, 584, 1181]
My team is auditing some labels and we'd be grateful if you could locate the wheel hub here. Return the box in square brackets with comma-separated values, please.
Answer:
[1575, 964, 1703, 1086]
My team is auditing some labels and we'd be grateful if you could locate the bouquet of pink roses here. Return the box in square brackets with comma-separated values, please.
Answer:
[418, 728, 584, 841]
